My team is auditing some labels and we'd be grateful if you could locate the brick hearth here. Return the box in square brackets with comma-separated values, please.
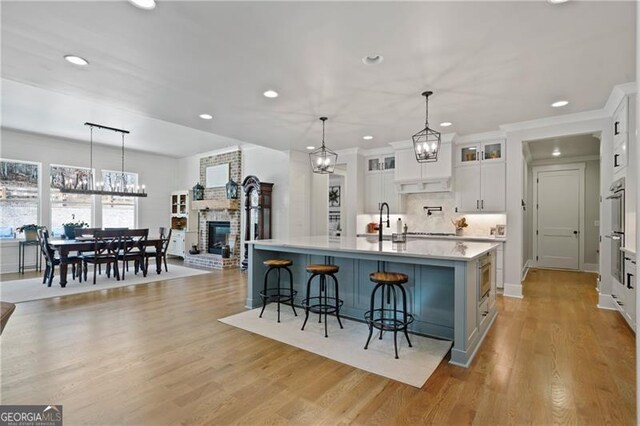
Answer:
[184, 253, 238, 270]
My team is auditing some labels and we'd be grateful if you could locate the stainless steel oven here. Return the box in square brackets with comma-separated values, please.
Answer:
[478, 253, 492, 302]
[606, 178, 625, 283]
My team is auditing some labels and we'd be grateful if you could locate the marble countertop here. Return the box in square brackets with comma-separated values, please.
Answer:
[356, 233, 506, 243]
[249, 235, 500, 261]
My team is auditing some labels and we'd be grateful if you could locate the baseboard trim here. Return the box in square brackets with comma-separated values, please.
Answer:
[503, 282, 524, 299]
[583, 263, 599, 273]
[597, 293, 617, 311]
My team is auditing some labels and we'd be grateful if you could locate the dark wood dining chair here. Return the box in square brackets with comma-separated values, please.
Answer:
[74, 227, 102, 274]
[37, 228, 83, 287]
[81, 230, 121, 284]
[118, 229, 149, 279]
[144, 228, 171, 273]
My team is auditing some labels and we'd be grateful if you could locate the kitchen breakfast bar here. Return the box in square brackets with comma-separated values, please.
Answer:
[247, 236, 499, 367]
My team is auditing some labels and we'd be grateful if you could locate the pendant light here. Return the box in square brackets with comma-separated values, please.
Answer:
[309, 117, 338, 174]
[59, 122, 147, 197]
[412, 91, 441, 163]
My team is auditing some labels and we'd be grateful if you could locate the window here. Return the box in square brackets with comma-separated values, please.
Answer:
[50, 165, 93, 236]
[101, 170, 137, 229]
[0, 159, 40, 238]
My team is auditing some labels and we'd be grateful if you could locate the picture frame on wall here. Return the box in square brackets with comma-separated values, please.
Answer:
[496, 224, 506, 237]
[205, 163, 230, 188]
[329, 186, 340, 207]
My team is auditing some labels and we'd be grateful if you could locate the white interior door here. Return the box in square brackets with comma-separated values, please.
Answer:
[536, 168, 581, 269]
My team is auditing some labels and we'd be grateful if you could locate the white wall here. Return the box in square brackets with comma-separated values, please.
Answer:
[242, 146, 290, 239]
[0, 127, 179, 272]
[501, 114, 612, 298]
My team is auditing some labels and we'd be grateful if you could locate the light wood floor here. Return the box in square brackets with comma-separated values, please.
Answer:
[0, 267, 635, 425]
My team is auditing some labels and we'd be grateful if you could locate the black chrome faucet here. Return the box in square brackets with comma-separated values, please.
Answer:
[378, 202, 390, 242]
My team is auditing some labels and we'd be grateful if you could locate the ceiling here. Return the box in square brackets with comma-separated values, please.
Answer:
[1, 1, 636, 157]
[525, 134, 601, 161]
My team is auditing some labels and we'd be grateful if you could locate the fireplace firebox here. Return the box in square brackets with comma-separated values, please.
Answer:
[207, 221, 231, 254]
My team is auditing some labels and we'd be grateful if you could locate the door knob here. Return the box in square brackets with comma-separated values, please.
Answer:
[573, 230, 578, 235]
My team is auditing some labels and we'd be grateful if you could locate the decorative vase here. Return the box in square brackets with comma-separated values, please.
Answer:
[455, 228, 464, 236]
[63, 225, 77, 240]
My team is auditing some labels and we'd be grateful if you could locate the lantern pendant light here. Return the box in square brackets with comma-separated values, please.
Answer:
[309, 116, 338, 174]
[412, 91, 441, 163]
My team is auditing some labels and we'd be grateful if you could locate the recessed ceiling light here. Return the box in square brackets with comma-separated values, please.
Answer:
[64, 55, 89, 66]
[552, 150, 561, 157]
[199, 114, 213, 120]
[362, 135, 373, 140]
[306, 146, 315, 150]
[440, 122, 453, 127]
[263, 90, 279, 98]
[551, 100, 569, 108]
[362, 55, 384, 65]
[547, 0, 569, 4]
[128, 0, 156, 10]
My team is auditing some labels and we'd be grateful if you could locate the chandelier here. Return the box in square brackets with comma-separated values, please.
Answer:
[412, 91, 441, 163]
[309, 117, 338, 174]
[59, 122, 147, 197]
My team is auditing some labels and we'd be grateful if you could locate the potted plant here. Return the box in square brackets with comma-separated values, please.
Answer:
[451, 217, 468, 236]
[17, 224, 42, 242]
[62, 221, 88, 240]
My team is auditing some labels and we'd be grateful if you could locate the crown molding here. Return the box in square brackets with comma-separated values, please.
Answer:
[604, 82, 637, 116]
[455, 130, 506, 145]
[499, 109, 608, 133]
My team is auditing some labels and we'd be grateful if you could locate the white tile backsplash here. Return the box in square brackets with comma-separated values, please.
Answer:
[405, 193, 506, 236]
[357, 192, 506, 237]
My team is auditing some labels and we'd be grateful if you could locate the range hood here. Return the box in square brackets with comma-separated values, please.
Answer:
[390, 135, 454, 194]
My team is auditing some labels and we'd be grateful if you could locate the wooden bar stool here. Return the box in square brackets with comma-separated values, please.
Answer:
[364, 271, 414, 359]
[301, 264, 344, 338]
[259, 259, 297, 322]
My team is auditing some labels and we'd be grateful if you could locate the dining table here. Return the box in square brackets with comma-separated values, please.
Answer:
[48, 237, 165, 287]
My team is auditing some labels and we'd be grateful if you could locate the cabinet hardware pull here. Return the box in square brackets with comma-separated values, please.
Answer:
[476, 200, 479, 209]
[614, 154, 620, 167]
[627, 272, 634, 289]
[481, 200, 484, 209]
[612, 294, 618, 299]
[614, 121, 620, 135]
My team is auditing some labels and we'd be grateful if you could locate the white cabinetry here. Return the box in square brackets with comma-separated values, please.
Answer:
[455, 140, 506, 213]
[364, 155, 404, 213]
[616, 253, 637, 331]
[167, 229, 186, 257]
[393, 143, 453, 193]
[496, 242, 504, 289]
[167, 190, 197, 258]
[613, 97, 629, 175]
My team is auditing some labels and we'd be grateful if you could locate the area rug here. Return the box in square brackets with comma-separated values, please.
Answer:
[219, 304, 452, 388]
[0, 264, 209, 303]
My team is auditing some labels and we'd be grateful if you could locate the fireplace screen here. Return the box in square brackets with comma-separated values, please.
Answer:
[207, 221, 231, 254]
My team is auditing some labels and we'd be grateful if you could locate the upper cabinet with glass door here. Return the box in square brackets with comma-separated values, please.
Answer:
[367, 155, 396, 172]
[456, 140, 505, 166]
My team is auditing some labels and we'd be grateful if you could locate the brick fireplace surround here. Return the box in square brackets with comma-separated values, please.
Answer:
[184, 150, 241, 270]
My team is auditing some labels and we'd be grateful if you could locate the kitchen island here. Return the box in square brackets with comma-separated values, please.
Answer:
[247, 236, 499, 367]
